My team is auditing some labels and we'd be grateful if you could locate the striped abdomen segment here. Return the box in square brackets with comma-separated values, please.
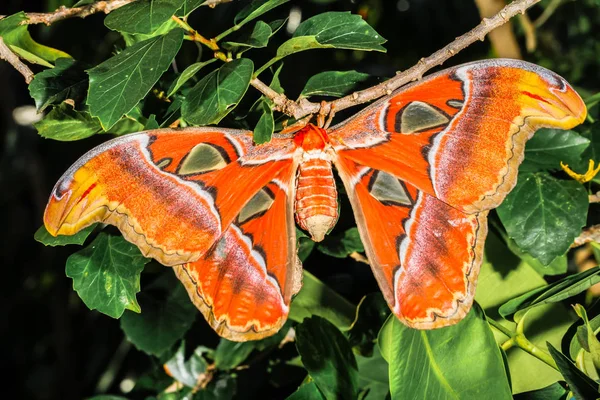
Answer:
[295, 157, 338, 242]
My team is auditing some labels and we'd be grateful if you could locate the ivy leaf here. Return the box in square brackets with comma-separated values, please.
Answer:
[289, 271, 355, 330]
[233, 0, 289, 26]
[378, 303, 512, 399]
[317, 227, 364, 258]
[498, 267, 600, 321]
[66, 233, 150, 318]
[87, 29, 183, 129]
[120, 272, 197, 356]
[347, 293, 390, 356]
[34, 103, 102, 141]
[295, 316, 359, 400]
[301, 70, 370, 98]
[28, 58, 88, 112]
[0, 13, 70, 66]
[547, 343, 600, 400]
[105, 0, 184, 34]
[181, 58, 253, 125]
[167, 59, 216, 97]
[164, 341, 210, 388]
[522, 129, 590, 171]
[34, 224, 95, 246]
[497, 172, 588, 265]
[253, 99, 274, 144]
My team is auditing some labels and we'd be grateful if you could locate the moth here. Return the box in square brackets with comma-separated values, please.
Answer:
[44, 59, 586, 341]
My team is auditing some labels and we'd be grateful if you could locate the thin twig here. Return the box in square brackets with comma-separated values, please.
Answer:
[590, 191, 600, 204]
[0, 0, 136, 25]
[202, 0, 234, 8]
[534, 0, 562, 28]
[518, 13, 537, 52]
[0, 37, 34, 83]
[251, 0, 541, 120]
[572, 225, 600, 248]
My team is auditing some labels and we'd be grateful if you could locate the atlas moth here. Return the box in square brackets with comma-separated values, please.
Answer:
[44, 59, 586, 341]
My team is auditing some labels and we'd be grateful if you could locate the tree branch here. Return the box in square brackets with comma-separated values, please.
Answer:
[0, 37, 34, 83]
[0, 0, 136, 25]
[253, 0, 541, 120]
[572, 225, 600, 248]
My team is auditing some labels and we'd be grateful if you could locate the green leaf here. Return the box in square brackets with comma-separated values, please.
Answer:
[286, 382, 325, 400]
[579, 121, 600, 184]
[497, 172, 588, 265]
[253, 99, 274, 144]
[181, 58, 253, 125]
[289, 271, 355, 330]
[347, 293, 390, 356]
[178, 0, 204, 16]
[34, 103, 102, 141]
[570, 311, 600, 357]
[355, 345, 389, 400]
[222, 21, 273, 51]
[505, 236, 568, 276]
[547, 343, 600, 400]
[214, 340, 256, 370]
[0, 13, 71, 66]
[522, 129, 590, 171]
[121, 18, 180, 46]
[86, 396, 129, 400]
[66, 233, 150, 318]
[167, 59, 216, 97]
[34, 224, 95, 246]
[105, 0, 184, 34]
[28, 58, 88, 112]
[120, 272, 196, 356]
[87, 29, 183, 129]
[297, 230, 315, 262]
[301, 70, 370, 98]
[295, 316, 359, 400]
[233, 0, 289, 26]
[164, 341, 210, 388]
[572, 304, 600, 372]
[379, 303, 512, 399]
[512, 382, 569, 400]
[499, 267, 600, 321]
[317, 227, 364, 258]
[292, 11, 386, 51]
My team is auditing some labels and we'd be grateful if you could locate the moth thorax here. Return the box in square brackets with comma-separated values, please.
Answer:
[295, 157, 338, 242]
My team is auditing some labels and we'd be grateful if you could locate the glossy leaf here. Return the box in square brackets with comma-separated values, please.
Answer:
[317, 227, 364, 258]
[66, 233, 149, 318]
[181, 58, 253, 125]
[547, 343, 600, 400]
[499, 267, 600, 320]
[289, 271, 355, 330]
[121, 18, 180, 46]
[253, 99, 274, 144]
[301, 70, 370, 98]
[120, 272, 197, 356]
[571, 305, 600, 375]
[379, 303, 512, 399]
[164, 341, 210, 388]
[347, 293, 390, 356]
[222, 21, 273, 51]
[291, 11, 386, 51]
[179, 0, 204, 16]
[87, 29, 183, 129]
[570, 312, 600, 359]
[167, 59, 216, 97]
[295, 316, 359, 400]
[0, 13, 70, 66]
[105, 0, 183, 34]
[522, 129, 590, 171]
[497, 172, 588, 265]
[233, 0, 289, 26]
[214, 340, 256, 370]
[355, 345, 389, 400]
[512, 382, 569, 400]
[34, 224, 95, 246]
[34, 103, 102, 141]
[286, 382, 325, 400]
[28, 58, 88, 111]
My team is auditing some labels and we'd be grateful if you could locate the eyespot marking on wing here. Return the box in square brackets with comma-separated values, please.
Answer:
[397, 101, 450, 134]
[368, 170, 412, 206]
[177, 143, 230, 175]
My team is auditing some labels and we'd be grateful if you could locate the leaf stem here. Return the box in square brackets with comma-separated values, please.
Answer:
[488, 318, 514, 338]
[172, 15, 220, 51]
[214, 24, 240, 42]
[513, 333, 559, 370]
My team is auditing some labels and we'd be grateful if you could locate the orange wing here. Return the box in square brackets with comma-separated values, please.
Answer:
[45, 127, 302, 340]
[331, 59, 586, 328]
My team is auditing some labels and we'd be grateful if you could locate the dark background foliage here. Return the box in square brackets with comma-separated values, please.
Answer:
[2, 0, 599, 399]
